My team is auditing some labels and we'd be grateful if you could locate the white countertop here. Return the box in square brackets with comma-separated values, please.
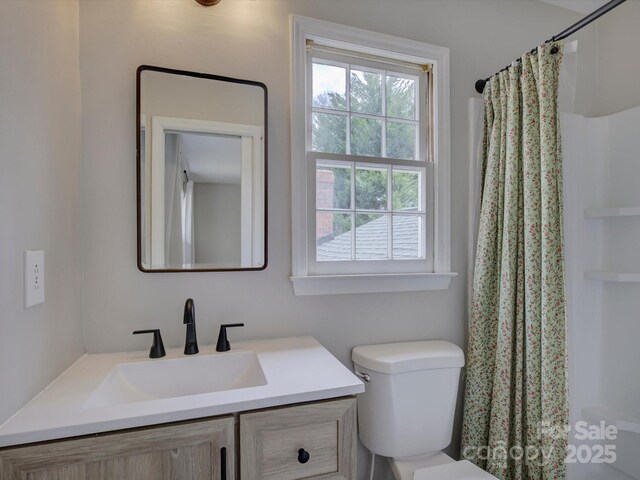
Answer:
[0, 336, 364, 447]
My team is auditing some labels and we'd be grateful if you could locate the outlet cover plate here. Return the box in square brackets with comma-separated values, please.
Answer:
[24, 250, 45, 308]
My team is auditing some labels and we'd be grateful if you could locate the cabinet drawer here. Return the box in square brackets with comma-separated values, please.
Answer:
[240, 398, 356, 480]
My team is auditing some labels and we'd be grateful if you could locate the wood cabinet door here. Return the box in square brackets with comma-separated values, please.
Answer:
[240, 398, 356, 480]
[0, 416, 235, 480]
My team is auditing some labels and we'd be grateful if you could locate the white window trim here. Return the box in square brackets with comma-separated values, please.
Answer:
[290, 15, 456, 296]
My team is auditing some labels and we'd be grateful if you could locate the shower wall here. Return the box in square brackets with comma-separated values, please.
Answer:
[562, 105, 640, 480]
[598, 107, 640, 421]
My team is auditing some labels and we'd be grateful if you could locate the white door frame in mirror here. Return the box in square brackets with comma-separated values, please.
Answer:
[149, 116, 264, 268]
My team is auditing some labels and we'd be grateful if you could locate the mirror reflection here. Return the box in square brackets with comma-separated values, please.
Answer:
[138, 67, 267, 271]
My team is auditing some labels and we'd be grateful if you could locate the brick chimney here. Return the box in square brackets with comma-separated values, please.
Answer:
[316, 169, 335, 241]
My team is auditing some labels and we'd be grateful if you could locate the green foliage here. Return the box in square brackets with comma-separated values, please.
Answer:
[356, 213, 382, 228]
[351, 70, 382, 115]
[393, 170, 419, 211]
[332, 169, 350, 210]
[332, 167, 352, 234]
[386, 122, 416, 160]
[386, 76, 417, 160]
[386, 76, 415, 119]
[312, 93, 346, 154]
[351, 117, 381, 156]
[356, 168, 387, 210]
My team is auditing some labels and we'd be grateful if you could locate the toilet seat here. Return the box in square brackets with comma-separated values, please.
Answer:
[389, 452, 455, 479]
[413, 460, 498, 479]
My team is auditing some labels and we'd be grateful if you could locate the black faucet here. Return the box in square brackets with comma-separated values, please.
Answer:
[133, 329, 166, 359]
[183, 298, 199, 355]
[216, 323, 245, 352]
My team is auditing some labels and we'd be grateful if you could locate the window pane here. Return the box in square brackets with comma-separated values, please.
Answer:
[351, 116, 382, 157]
[356, 213, 389, 260]
[356, 165, 387, 210]
[312, 63, 346, 110]
[350, 70, 382, 115]
[393, 168, 422, 211]
[386, 75, 416, 119]
[392, 215, 424, 259]
[312, 112, 347, 154]
[386, 121, 416, 160]
[316, 163, 351, 210]
[316, 212, 352, 261]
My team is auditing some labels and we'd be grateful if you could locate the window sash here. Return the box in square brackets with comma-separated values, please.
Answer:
[315, 159, 427, 214]
[309, 50, 428, 163]
[311, 60, 421, 122]
[307, 154, 434, 274]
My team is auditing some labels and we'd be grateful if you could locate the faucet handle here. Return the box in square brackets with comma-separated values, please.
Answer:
[133, 329, 166, 359]
[216, 323, 245, 352]
[183, 298, 195, 324]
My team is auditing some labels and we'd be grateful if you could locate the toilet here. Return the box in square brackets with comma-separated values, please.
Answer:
[352, 340, 498, 480]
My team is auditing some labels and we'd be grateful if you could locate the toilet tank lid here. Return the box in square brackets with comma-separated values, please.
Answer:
[352, 340, 464, 374]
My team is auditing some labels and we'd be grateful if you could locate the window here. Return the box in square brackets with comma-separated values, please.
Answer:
[291, 16, 455, 295]
[310, 49, 430, 274]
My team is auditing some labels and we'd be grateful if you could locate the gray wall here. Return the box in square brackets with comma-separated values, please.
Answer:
[592, 0, 640, 115]
[569, 0, 640, 118]
[194, 183, 241, 265]
[0, 1, 84, 424]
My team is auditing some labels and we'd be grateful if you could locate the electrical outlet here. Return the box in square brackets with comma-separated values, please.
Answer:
[24, 250, 45, 308]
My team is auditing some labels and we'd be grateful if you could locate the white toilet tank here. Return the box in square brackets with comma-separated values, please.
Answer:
[352, 340, 465, 459]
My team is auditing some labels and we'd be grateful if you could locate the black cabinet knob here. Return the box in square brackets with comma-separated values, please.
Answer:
[297, 448, 310, 464]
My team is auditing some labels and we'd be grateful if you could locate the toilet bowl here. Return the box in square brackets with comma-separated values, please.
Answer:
[352, 340, 498, 480]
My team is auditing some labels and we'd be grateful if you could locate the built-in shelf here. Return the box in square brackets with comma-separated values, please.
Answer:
[585, 207, 640, 218]
[585, 271, 640, 282]
[584, 208, 640, 283]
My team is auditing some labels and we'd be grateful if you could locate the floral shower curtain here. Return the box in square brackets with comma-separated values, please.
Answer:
[461, 43, 568, 480]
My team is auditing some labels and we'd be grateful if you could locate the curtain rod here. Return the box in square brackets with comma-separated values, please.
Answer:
[474, 0, 627, 94]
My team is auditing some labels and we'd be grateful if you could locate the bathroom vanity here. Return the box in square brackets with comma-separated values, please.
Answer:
[0, 337, 363, 479]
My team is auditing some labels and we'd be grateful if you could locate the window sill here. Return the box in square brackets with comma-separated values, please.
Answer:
[290, 272, 457, 296]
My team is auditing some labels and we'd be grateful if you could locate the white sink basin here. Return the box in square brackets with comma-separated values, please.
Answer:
[84, 351, 267, 408]
[0, 337, 365, 447]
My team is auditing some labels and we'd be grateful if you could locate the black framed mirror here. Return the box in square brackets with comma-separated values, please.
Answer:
[136, 66, 267, 272]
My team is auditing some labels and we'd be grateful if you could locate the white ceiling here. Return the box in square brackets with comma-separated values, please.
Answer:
[538, 0, 609, 14]
[179, 132, 242, 185]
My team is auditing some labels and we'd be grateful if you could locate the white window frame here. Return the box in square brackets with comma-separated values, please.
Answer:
[290, 15, 456, 296]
